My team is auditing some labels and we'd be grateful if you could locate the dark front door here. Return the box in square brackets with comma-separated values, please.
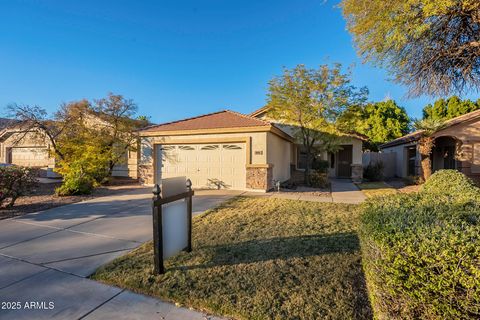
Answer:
[337, 145, 352, 178]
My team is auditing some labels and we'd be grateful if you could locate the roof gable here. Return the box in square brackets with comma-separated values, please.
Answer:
[141, 110, 270, 132]
[380, 109, 480, 149]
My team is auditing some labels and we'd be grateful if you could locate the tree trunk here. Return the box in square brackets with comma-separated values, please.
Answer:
[418, 136, 435, 181]
[420, 154, 432, 181]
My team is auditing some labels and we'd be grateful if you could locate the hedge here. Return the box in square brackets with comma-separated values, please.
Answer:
[360, 170, 480, 319]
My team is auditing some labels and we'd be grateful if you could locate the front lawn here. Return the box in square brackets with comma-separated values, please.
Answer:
[92, 197, 372, 319]
[357, 182, 397, 198]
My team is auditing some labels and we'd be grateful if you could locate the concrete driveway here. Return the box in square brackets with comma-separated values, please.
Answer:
[0, 188, 241, 320]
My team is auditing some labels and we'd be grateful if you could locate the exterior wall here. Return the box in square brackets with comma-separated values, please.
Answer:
[381, 142, 418, 178]
[138, 131, 269, 190]
[435, 119, 480, 181]
[341, 137, 363, 182]
[0, 131, 55, 168]
[362, 152, 397, 178]
[266, 132, 292, 183]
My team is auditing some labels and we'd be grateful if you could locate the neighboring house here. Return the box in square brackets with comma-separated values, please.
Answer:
[0, 118, 137, 178]
[0, 119, 55, 175]
[380, 109, 480, 182]
[138, 109, 365, 191]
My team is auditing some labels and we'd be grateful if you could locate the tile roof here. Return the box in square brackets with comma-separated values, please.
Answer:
[0, 118, 17, 131]
[141, 110, 270, 132]
[380, 109, 480, 149]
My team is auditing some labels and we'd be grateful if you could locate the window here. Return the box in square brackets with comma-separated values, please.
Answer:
[160, 145, 175, 151]
[201, 145, 219, 150]
[223, 144, 242, 150]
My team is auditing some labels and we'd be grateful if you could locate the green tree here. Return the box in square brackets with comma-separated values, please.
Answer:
[266, 64, 368, 184]
[6, 93, 148, 195]
[423, 96, 480, 120]
[341, 0, 480, 96]
[414, 118, 446, 180]
[338, 100, 410, 150]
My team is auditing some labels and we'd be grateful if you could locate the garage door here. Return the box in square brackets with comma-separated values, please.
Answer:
[156, 143, 246, 189]
[10, 147, 50, 167]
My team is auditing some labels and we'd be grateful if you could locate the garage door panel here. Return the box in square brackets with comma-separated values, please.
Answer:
[156, 143, 246, 189]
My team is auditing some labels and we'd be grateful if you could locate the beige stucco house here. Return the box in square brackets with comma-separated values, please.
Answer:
[0, 118, 135, 178]
[138, 109, 364, 191]
[380, 109, 480, 182]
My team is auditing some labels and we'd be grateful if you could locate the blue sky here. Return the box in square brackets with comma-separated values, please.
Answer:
[0, 0, 477, 124]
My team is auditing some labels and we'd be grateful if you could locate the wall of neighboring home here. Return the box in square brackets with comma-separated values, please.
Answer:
[436, 118, 480, 181]
[266, 132, 292, 183]
[0, 131, 55, 168]
[138, 131, 270, 190]
[381, 143, 417, 178]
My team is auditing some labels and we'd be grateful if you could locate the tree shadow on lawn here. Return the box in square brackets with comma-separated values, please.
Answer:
[167, 232, 372, 319]
[178, 232, 361, 270]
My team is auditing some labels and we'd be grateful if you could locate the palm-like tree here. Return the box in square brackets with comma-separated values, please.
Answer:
[413, 118, 446, 180]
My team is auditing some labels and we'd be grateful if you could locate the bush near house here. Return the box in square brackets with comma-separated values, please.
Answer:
[363, 161, 384, 181]
[360, 170, 480, 319]
[0, 166, 38, 208]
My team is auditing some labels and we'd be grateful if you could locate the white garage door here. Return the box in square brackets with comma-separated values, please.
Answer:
[156, 143, 246, 189]
[11, 147, 50, 167]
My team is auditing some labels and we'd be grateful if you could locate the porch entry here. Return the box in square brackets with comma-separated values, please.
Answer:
[337, 145, 352, 178]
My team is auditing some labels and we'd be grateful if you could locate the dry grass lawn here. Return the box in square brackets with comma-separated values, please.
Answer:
[357, 182, 398, 198]
[92, 197, 372, 320]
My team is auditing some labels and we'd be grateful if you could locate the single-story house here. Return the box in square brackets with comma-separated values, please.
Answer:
[138, 109, 365, 191]
[380, 109, 480, 182]
[0, 118, 137, 178]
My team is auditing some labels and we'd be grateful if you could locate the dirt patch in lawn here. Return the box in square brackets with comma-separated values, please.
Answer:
[0, 182, 145, 220]
[92, 197, 372, 320]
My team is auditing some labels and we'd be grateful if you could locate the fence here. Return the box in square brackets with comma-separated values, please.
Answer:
[362, 152, 396, 178]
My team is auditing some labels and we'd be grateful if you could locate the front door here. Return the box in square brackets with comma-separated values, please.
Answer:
[337, 145, 352, 178]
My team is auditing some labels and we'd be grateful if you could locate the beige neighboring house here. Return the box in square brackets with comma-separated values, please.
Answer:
[138, 109, 365, 191]
[0, 118, 136, 178]
[380, 109, 480, 182]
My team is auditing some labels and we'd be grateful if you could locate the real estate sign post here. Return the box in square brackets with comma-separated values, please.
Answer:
[152, 177, 194, 275]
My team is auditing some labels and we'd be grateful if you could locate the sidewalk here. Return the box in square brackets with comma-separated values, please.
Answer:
[0, 189, 231, 320]
[245, 179, 366, 204]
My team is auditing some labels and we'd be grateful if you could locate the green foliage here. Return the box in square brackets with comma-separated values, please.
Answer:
[423, 96, 480, 121]
[55, 145, 110, 195]
[338, 100, 410, 150]
[422, 169, 478, 198]
[0, 166, 38, 208]
[341, 0, 480, 96]
[311, 159, 329, 173]
[363, 161, 384, 181]
[308, 171, 329, 188]
[267, 64, 367, 184]
[360, 170, 480, 319]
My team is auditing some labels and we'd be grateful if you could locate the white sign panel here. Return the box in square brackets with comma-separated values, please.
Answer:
[162, 200, 189, 259]
[160, 176, 189, 260]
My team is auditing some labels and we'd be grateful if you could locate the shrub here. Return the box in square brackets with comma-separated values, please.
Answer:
[363, 161, 384, 181]
[360, 177, 480, 319]
[55, 147, 110, 195]
[311, 159, 329, 173]
[308, 171, 329, 188]
[0, 166, 38, 208]
[422, 169, 478, 198]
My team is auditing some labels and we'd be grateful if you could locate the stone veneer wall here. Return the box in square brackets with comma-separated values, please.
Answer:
[246, 166, 273, 191]
[138, 164, 154, 185]
[351, 164, 363, 183]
